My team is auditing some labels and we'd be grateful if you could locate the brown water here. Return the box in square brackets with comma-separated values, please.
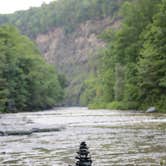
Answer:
[0, 107, 166, 166]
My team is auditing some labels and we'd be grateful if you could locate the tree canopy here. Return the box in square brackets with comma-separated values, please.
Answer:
[81, 0, 166, 112]
[0, 25, 64, 113]
[0, 0, 123, 37]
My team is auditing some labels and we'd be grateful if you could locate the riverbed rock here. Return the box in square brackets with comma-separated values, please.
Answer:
[0, 131, 4, 136]
[0, 126, 65, 136]
[5, 130, 33, 136]
[32, 127, 63, 133]
[146, 107, 157, 113]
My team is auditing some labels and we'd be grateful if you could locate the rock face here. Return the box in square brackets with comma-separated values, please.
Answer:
[35, 17, 120, 105]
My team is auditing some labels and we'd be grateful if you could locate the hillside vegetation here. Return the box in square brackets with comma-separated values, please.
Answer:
[0, 0, 165, 112]
[0, 0, 123, 37]
[0, 0, 126, 107]
[82, 0, 166, 112]
[0, 25, 64, 113]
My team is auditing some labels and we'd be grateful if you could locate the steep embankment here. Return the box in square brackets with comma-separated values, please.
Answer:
[36, 17, 120, 105]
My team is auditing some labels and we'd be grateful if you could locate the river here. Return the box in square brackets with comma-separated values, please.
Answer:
[0, 107, 166, 165]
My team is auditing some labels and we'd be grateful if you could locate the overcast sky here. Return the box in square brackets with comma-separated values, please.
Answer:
[0, 0, 55, 14]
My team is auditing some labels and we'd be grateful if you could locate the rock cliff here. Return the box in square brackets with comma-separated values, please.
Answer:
[35, 17, 120, 105]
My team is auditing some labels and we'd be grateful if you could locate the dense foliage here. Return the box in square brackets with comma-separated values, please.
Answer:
[0, 0, 165, 112]
[0, 0, 126, 107]
[0, 25, 64, 113]
[81, 0, 166, 112]
[0, 0, 123, 37]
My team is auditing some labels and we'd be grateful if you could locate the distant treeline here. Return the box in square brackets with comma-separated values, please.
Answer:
[0, 25, 65, 113]
[80, 0, 166, 112]
[0, 0, 123, 37]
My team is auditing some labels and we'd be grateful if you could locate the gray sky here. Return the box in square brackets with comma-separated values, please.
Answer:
[0, 0, 55, 14]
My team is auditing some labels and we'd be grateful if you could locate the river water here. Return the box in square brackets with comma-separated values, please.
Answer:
[0, 107, 166, 166]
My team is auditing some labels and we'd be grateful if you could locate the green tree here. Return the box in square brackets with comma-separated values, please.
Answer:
[88, 0, 164, 111]
[0, 0, 124, 37]
[0, 25, 64, 112]
[138, 0, 166, 111]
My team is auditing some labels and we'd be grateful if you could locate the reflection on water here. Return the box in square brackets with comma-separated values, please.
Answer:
[0, 107, 166, 165]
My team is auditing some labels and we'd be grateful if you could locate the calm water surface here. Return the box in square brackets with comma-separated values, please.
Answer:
[0, 107, 166, 165]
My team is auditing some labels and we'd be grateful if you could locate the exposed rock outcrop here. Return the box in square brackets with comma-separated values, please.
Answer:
[36, 17, 120, 105]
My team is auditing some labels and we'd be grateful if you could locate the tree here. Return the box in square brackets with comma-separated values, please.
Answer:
[0, 25, 64, 112]
[138, 0, 166, 111]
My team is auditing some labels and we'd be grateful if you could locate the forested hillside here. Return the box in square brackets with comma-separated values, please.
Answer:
[0, 0, 165, 112]
[0, 25, 64, 113]
[0, 0, 123, 38]
[84, 0, 166, 112]
[0, 0, 125, 106]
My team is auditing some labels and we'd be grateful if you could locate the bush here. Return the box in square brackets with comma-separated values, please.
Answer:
[107, 101, 139, 110]
[88, 102, 107, 109]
